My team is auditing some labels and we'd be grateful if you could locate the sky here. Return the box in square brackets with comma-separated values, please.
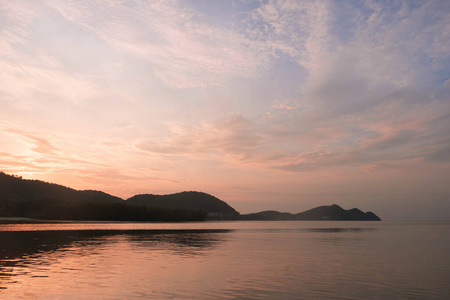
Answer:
[0, 0, 449, 220]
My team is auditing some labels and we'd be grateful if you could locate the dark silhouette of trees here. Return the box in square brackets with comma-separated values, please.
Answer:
[0, 172, 207, 221]
[0, 197, 206, 221]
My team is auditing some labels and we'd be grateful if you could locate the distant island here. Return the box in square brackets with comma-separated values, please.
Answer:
[240, 205, 380, 221]
[0, 172, 380, 222]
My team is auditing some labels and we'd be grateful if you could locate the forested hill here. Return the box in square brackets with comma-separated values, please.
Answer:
[295, 204, 381, 221]
[0, 172, 122, 204]
[127, 192, 239, 220]
[0, 172, 206, 221]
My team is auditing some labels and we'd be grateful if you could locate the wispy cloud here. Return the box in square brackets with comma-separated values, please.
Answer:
[46, 0, 275, 88]
[136, 114, 263, 161]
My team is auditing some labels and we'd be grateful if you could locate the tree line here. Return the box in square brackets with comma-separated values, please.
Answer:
[0, 197, 207, 222]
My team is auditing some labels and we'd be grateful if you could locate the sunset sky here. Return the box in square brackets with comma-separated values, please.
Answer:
[1, 0, 449, 220]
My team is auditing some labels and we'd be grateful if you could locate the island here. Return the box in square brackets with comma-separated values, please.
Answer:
[239, 205, 381, 221]
[0, 172, 381, 222]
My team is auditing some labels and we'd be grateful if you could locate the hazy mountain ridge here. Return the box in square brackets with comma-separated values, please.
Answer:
[0, 172, 380, 221]
[240, 204, 381, 221]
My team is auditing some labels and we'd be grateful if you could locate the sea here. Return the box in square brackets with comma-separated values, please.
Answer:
[0, 221, 448, 299]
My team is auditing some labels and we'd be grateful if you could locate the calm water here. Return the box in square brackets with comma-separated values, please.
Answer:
[0, 221, 449, 299]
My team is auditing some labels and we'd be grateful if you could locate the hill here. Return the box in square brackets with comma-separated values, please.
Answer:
[240, 204, 381, 221]
[0, 172, 122, 204]
[0, 172, 206, 221]
[295, 204, 381, 220]
[127, 192, 239, 220]
[239, 210, 294, 221]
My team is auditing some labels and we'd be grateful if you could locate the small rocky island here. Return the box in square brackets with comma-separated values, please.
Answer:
[0, 172, 380, 222]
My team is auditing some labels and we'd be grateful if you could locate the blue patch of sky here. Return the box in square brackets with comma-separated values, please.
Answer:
[182, 0, 261, 26]
[267, 50, 308, 96]
[184, 0, 275, 43]
[328, 1, 365, 44]
[334, 125, 379, 149]
[431, 66, 450, 89]
[328, 0, 415, 43]
[220, 51, 307, 117]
